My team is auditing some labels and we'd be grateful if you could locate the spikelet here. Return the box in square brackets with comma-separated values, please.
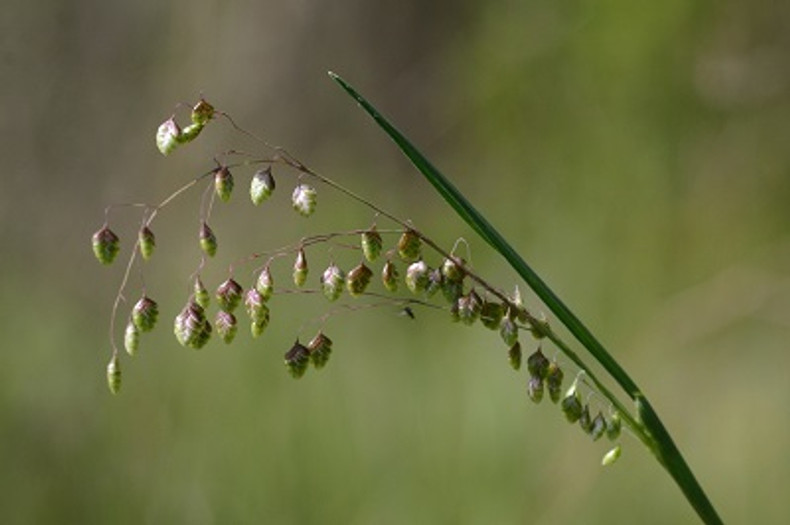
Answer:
[321, 263, 345, 302]
[346, 262, 373, 297]
[92, 226, 120, 265]
[250, 167, 275, 205]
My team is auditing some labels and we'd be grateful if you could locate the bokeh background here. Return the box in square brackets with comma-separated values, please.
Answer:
[2, 0, 789, 523]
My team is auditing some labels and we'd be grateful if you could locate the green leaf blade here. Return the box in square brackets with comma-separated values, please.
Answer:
[330, 71, 723, 525]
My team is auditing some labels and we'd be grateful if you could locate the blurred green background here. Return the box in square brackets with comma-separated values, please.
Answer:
[2, 0, 789, 523]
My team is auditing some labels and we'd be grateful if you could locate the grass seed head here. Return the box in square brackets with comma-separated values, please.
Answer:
[124, 322, 140, 356]
[601, 445, 622, 466]
[244, 288, 269, 323]
[321, 263, 345, 301]
[215, 310, 238, 344]
[405, 260, 430, 294]
[561, 392, 583, 423]
[397, 230, 421, 262]
[308, 331, 333, 370]
[191, 98, 215, 125]
[199, 222, 217, 257]
[293, 249, 308, 287]
[527, 347, 550, 380]
[590, 412, 607, 441]
[156, 117, 181, 155]
[256, 266, 274, 300]
[441, 257, 465, 282]
[214, 166, 234, 202]
[361, 226, 383, 262]
[174, 301, 211, 349]
[178, 123, 204, 143]
[508, 342, 522, 370]
[92, 226, 120, 265]
[132, 296, 159, 333]
[250, 167, 275, 205]
[425, 268, 443, 297]
[285, 340, 310, 378]
[500, 316, 518, 347]
[138, 226, 156, 261]
[106, 355, 122, 395]
[546, 362, 564, 403]
[346, 262, 373, 296]
[194, 277, 210, 309]
[216, 278, 243, 312]
[291, 184, 317, 217]
[381, 260, 399, 292]
[457, 289, 482, 325]
[480, 301, 505, 330]
[527, 375, 544, 403]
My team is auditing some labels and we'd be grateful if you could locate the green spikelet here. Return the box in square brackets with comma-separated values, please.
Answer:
[546, 362, 564, 403]
[156, 117, 181, 155]
[457, 289, 482, 325]
[508, 342, 522, 371]
[214, 167, 234, 202]
[250, 167, 275, 205]
[590, 412, 607, 441]
[346, 262, 373, 297]
[527, 375, 544, 403]
[601, 445, 622, 466]
[291, 184, 317, 217]
[441, 278, 463, 304]
[579, 405, 593, 434]
[561, 390, 583, 423]
[194, 278, 210, 309]
[178, 123, 203, 143]
[425, 268, 443, 297]
[500, 316, 518, 347]
[361, 227, 383, 262]
[284, 340, 310, 379]
[215, 310, 238, 344]
[216, 278, 243, 312]
[191, 98, 215, 125]
[124, 322, 140, 356]
[106, 355, 121, 395]
[405, 260, 430, 294]
[381, 260, 399, 292]
[308, 332, 333, 370]
[293, 249, 308, 287]
[138, 226, 156, 261]
[321, 263, 345, 302]
[244, 288, 268, 324]
[251, 315, 270, 338]
[92, 226, 120, 265]
[527, 347, 550, 381]
[256, 266, 274, 300]
[131, 296, 159, 333]
[199, 222, 217, 257]
[480, 301, 505, 330]
[174, 301, 211, 349]
[397, 230, 421, 262]
[441, 257, 465, 282]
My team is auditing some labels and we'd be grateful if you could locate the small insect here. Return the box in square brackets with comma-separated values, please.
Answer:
[400, 306, 416, 319]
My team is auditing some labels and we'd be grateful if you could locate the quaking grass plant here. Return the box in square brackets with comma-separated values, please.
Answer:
[92, 73, 722, 524]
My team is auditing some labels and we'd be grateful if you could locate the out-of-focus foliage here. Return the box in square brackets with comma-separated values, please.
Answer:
[1, 0, 789, 522]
